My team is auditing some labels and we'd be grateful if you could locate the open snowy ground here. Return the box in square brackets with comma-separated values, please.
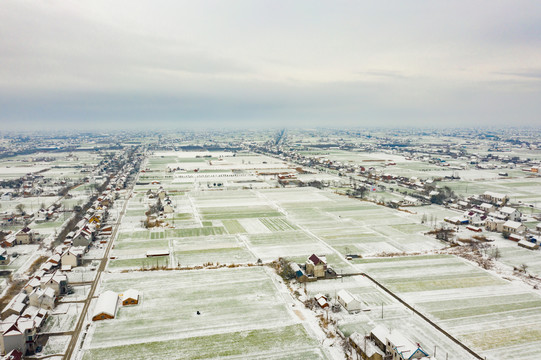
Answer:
[79, 151, 541, 360]
[82, 267, 327, 360]
[354, 255, 541, 359]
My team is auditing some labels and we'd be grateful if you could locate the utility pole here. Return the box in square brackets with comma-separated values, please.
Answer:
[364, 332, 367, 359]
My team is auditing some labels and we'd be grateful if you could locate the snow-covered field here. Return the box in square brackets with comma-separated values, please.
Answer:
[354, 255, 541, 359]
[82, 268, 326, 360]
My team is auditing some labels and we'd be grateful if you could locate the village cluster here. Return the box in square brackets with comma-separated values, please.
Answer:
[0, 138, 142, 359]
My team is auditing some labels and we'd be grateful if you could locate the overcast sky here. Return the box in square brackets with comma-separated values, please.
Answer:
[1, 1, 541, 130]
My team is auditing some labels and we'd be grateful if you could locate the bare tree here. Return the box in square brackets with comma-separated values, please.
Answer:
[491, 247, 501, 260]
[15, 203, 25, 215]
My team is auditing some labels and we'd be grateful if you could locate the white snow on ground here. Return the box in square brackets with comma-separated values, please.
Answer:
[238, 218, 272, 234]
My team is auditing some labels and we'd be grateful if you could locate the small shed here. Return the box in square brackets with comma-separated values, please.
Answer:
[0, 248, 10, 265]
[92, 291, 119, 321]
[290, 263, 307, 282]
[337, 289, 361, 313]
[314, 294, 329, 309]
[509, 234, 523, 242]
[518, 240, 539, 250]
[146, 250, 170, 257]
[121, 289, 140, 306]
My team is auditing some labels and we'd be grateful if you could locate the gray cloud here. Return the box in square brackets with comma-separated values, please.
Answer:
[495, 70, 541, 79]
[1, 0, 541, 129]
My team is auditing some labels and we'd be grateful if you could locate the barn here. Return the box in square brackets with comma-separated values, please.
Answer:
[92, 291, 119, 321]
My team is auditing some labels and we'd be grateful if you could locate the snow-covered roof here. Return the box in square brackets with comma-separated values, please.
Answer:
[483, 191, 507, 199]
[499, 206, 517, 214]
[22, 305, 47, 320]
[146, 250, 170, 257]
[316, 297, 328, 308]
[503, 220, 523, 229]
[371, 325, 428, 359]
[337, 289, 359, 305]
[518, 240, 538, 249]
[350, 332, 384, 358]
[48, 254, 61, 264]
[371, 324, 390, 342]
[2, 293, 27, 315]
[387, 330, 429, 359]
[488, 212, 506, 220]
[63, 246, 85, 257]
[290, 263, 301, 273]
[41, 270, 67, 286]
[93, 291, 119, 318]
[25, 277, 41, 291]
[122, 289, 140, 301]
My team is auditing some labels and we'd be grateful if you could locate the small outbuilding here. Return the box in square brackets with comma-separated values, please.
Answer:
[290, 263, 307, 282]
[92, 291, 119, 321]
[518, 240, 539, 250]
[0, 249, 10, 265]
[337, 289, 361, 313]
[314, 294, 329, 309]
[146, 250, 170, 257]
[121, 289, 140, 306]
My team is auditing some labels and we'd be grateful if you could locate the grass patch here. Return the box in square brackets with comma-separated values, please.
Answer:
[387, 275, 505, 293]
[354, 254, 452, 264]
[465, 323, 541, 350]
[222, 220, 246, 234]
[260, 218, 297, 232]
[173, 213, 192, 220]
[166, 227, 226, 238]
[431, 300, 541, 320]
[83, 324, 317, 360]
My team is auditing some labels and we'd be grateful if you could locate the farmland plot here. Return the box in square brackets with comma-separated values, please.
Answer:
[355, 255, 541, 359]
[200, 206, 282, 220]
[83, 268, 325, 360]
[259, 217, 297, 232]
[222, 219, 247, 234]
[111, 239, 169, 257]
